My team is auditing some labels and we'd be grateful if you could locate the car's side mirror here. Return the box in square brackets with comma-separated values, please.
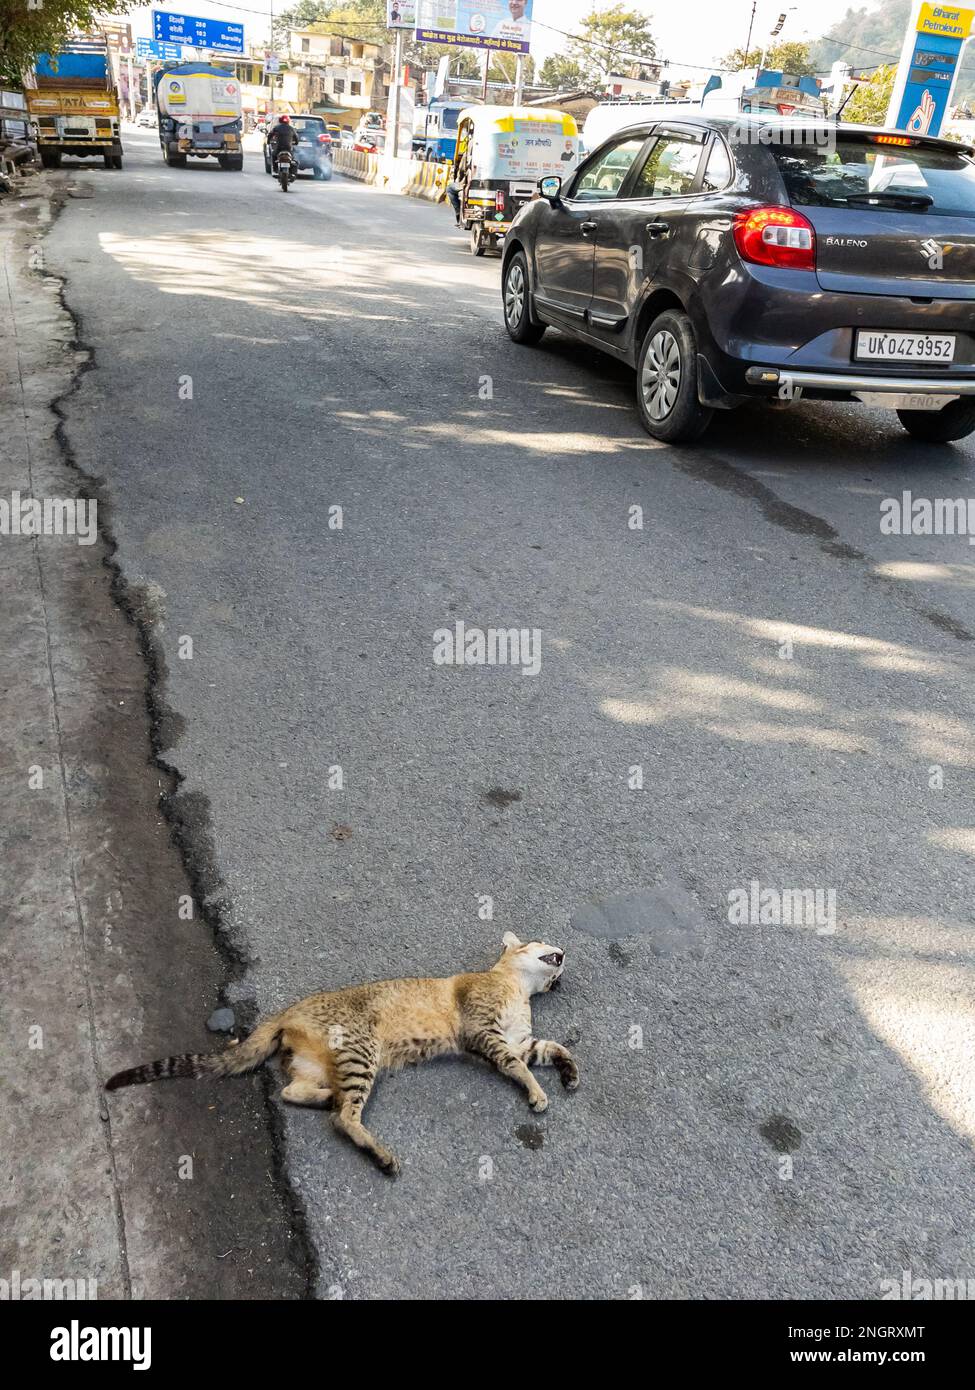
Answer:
[539, 175, 562, 203]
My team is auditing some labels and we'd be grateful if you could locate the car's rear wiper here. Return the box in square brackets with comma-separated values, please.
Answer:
[844, 191, 935, 209]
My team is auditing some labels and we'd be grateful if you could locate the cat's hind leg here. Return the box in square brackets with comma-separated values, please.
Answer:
[330, 1046, 400, 1176]
[281, 1042, 334, 1107]
[525, 1039, 579, 1090]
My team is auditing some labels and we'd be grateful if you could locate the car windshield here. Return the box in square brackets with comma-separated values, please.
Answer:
[773, 136, 975, 217]
[291, 118, 324, 133]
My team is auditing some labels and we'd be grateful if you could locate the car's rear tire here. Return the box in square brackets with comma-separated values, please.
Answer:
[635, 310, 713, 444]
[897, 399, 975, 443]
[502, 251, 545, 346]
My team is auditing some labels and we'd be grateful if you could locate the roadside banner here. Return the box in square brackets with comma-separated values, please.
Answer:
[387, 2, 417, 27]
[887, 1, 975, 136]
[415, 0, 533, 55]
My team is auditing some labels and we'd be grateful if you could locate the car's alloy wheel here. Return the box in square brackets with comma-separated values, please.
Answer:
[635, 309, 713, 444]
[505, 262, 525, 330]
[502, 251, 545, 346]
[641, 330, 681, 421]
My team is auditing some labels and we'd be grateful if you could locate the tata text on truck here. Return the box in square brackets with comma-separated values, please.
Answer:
[27, 39, 123, 169]
[154, 63, 243, 170]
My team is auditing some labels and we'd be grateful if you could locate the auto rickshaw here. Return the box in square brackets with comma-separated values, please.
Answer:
[451, 105, 580, 256]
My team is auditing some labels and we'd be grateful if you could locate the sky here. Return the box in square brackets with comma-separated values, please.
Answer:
[125, 2, 877, 76]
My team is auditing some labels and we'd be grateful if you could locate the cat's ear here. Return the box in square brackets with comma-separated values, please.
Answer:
[502, 932, 522, 951]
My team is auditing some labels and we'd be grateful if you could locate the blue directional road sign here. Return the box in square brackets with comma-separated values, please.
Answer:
[151, 10, 245, 56]
[137, 37, 183, 62]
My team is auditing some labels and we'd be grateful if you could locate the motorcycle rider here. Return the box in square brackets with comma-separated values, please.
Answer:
[267, 112, 298, 168]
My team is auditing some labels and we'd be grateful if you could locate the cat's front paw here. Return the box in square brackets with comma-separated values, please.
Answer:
[375, 1150, 401, 1178]
[529, 1092, 549, 1113]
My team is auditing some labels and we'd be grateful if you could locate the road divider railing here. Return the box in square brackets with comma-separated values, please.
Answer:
[332, 147, 449, 204]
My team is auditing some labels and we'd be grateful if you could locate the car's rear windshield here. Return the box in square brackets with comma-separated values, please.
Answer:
[292, 117, 324, 131]
[772, 136, 975, 217]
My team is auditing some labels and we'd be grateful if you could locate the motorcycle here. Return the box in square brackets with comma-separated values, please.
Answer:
[274, 147, 297, 192]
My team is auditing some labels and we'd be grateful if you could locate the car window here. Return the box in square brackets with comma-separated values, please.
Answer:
[702, 137, 733, 192]
[570, 137, 647, 201]
[773, 137, 975, 217]
[291, 118, 324, 133]
[629, 135, 703, 198]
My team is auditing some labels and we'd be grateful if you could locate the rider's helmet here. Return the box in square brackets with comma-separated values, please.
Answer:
[279, 114, 290, 122]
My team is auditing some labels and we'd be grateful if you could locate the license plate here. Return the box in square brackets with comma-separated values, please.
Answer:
[197, 139, 221, 147]
[854, 391, 959, 411]
[855, 330, 956, 363]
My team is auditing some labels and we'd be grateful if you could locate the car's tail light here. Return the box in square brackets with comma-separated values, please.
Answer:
[733, 205, 815, 270]
[318, 133, 330, 143]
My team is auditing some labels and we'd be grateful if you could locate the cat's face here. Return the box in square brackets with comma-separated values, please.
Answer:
[500, 932, 565, 994]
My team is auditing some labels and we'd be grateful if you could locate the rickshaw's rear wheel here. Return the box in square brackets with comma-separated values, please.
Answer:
[503, 251, 545, 346]
[471, 225, 487, 256]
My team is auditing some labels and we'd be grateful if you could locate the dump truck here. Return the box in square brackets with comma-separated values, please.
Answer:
[27, 39, 123, 169]
[154, 63, 243, 170]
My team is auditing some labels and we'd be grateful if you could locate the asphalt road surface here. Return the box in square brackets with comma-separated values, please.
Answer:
[50, 129, 975, 1300]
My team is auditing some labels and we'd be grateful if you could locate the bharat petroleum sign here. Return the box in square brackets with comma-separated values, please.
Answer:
[888, 2, 975, 137]
[916, 5, 975, 39]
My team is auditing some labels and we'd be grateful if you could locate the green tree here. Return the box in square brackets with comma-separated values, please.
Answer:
[722, 41, 817, 77]
[405, 43, 482, 81]
[0, 0, 128, 86]
[840, 63, 895, 124]
[567, 5, 657, 89]
[539, 54, 587, 90]
[274, 0, 387, 46]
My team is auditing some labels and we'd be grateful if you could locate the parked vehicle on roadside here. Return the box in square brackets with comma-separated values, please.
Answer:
[413, 97, 466, 162]
[154, 62, 243, 170]
[27, 39, 123, 169]
[263, 114, 332, 179]
[135, 107, 157, 128]
[353, 129, 385, 154]
[452, 105, 580, 257]
[502, 115, 975, 445]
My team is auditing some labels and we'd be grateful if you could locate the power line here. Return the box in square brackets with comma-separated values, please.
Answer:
[814, 34, 900, 63]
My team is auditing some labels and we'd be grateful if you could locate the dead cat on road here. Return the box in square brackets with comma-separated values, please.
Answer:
[106, 932, 578, 1175]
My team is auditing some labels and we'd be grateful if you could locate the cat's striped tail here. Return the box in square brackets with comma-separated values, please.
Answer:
[105, 1018, 283, 1091]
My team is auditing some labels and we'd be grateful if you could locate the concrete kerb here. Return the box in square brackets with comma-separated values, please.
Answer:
[332, 147, 448, 203]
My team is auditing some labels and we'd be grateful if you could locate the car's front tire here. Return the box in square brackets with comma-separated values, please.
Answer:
[897, 398, 975, 443]
[635, 310, 713, 444]
[503, 251, 545, 346]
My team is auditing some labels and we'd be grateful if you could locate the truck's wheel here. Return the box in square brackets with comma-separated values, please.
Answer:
[114, 155, 124, 170]
[103, 153, 114, 168]
[40, 149, 61, 169]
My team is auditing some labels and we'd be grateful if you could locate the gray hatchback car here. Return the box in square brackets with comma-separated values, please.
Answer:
[501, 115, 975, 445]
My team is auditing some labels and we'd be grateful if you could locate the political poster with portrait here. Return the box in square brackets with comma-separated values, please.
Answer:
[387, 1, 417, 28]
[415, 0, 534, 56]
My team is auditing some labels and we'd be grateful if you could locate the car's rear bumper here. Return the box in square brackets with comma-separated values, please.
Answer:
[692, 263, 975, 405]
[744, 366, 975, 395]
